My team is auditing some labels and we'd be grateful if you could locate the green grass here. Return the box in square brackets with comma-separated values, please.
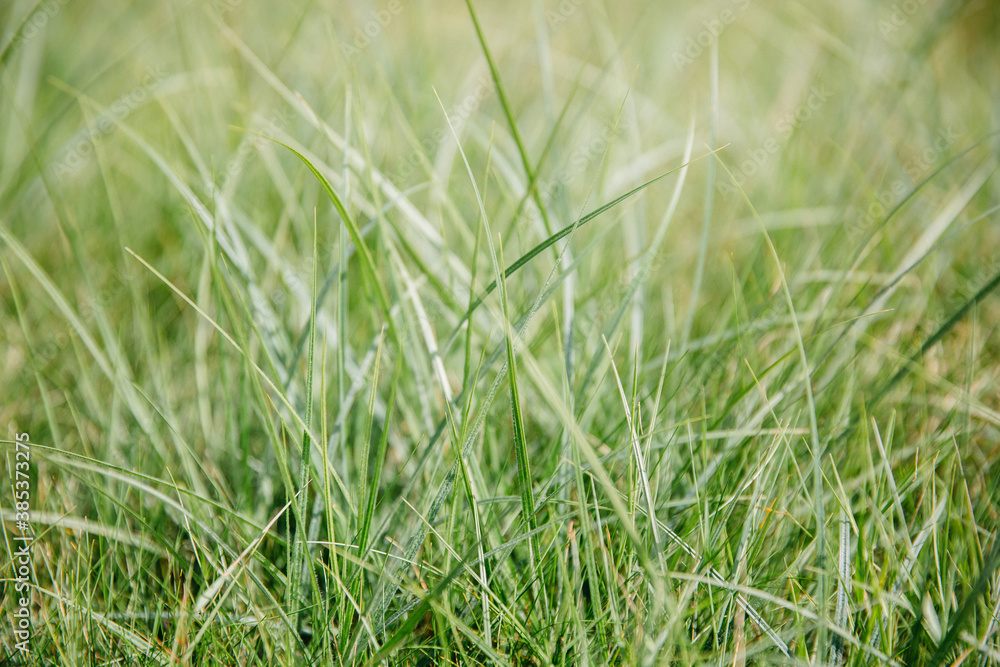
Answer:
[2, 0, 999, 664]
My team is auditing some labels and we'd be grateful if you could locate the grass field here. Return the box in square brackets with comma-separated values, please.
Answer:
[2, 0, 999, 664]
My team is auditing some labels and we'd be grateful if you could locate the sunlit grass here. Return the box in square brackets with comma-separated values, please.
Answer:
[1, 0, 998, 664]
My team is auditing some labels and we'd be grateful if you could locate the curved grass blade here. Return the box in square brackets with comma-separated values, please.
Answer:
[875, 265, 1000, 406]
[444, 154, 715, 351]
[0, 0, 43, 68]
[267, 137, 399, 345]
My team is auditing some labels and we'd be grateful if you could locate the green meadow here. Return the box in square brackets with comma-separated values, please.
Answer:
[1, 0, 998, 664]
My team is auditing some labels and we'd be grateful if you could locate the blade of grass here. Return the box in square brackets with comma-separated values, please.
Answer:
[268, 138, 398, 346]
[681, 37, 718, 350]
[927, 537, 1000, 667]
[601, 335, 659, 547]
[287, 213, 320, 639]
[875, 265, 1000, 405]
[714, 153, 826, 659]
[342, 328, 387, 650]
[497, 235, 539, 566]
[433, 81, 541, 602]
[443, 149, 718, 353]
[464, 0, 556, 237]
